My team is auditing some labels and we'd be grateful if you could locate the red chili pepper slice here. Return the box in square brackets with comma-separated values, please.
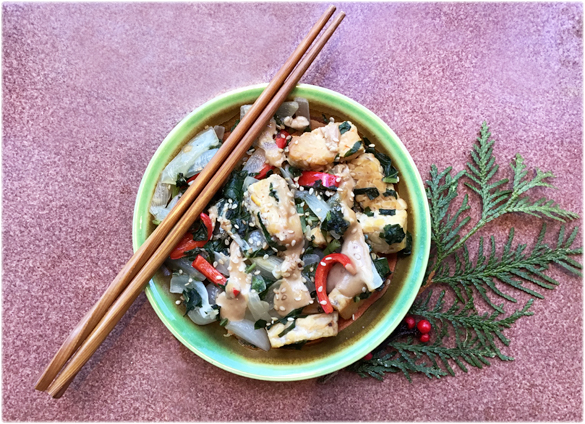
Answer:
[186, 173, 199, 183]
[169, 212, 213, 259]
[314, 253, 357, 314]
[298, 171, 340, 188]
[254, 164, 274, 180]
[275, 130, 290, 149]
[192, 255, 227, 286]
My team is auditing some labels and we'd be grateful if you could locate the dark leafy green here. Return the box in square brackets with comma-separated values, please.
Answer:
[380, 223, 406, 246]
[354, 187, 380, 200]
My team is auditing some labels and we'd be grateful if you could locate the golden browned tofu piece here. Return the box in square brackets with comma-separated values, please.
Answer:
[357, 210, 408, 254]
[267, 312, 339, 348]
[349, 153, 407, 211]
[287, 124, 337, 170]
[338, 122, 364, 161]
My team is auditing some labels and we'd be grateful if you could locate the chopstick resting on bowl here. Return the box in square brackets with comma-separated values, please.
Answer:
[37, 7, 346, 398]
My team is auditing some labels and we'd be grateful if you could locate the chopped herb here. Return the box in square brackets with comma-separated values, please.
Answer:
[288, 166, 302, 179]
[274, 115, 283, 127]
[303, 125, 312, 133]
[380, 223, 406, 246]
[365, 142, 399, 184]
[297, 204, 307, 234]
[251, 275, 267, 294]
[321, 203, 350, 239]
[219, 318, 229, 327]
[182, 287, 202, 316]
[353, 291, 372, 303]
[323, 239, 342, 256]
[257, 213, 287, 251]
[152, 219, 161, 226]
[278, 320, 297, 337]
[190, 219, 209, 242]
[344, 140, 362, 157]
[354, 187, 380, 200]
[245, 263, 257, 273]
[269, 182, 279, 202]
[383, 188, 397, 198]
[339, 121, 351, 135]
[363, 207, 374, 217]
[254, 319, 268, 330]
[175, 173, 188, 188]
[322, 113, 329, 124]
[373, 257, 392, 280]
[401, 232, 413, 256]
[379, 209, 396, 216]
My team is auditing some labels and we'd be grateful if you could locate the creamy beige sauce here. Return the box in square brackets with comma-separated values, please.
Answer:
[273, 270, 312, 316]
[217, 241, 251, 322]
[257, 118, 284, 167]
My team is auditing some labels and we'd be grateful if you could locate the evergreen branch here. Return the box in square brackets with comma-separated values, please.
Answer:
[433, 224, 582, 307]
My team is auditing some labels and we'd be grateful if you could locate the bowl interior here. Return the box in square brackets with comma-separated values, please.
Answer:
[132, 84, 430, 381]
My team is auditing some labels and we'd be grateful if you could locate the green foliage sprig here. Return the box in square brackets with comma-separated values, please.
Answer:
[345, 122, 582, 382]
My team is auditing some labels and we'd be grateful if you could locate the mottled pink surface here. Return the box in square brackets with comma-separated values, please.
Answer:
[2, 2, 582, 421]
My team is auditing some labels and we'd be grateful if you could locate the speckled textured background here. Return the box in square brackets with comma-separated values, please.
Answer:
[2, 2, 582, 421]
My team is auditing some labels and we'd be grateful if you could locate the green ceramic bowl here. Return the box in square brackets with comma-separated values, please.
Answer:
[132, 83, 430, 381]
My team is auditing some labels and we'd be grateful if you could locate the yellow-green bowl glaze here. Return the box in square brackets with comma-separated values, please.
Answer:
[132, 84, 430, 381]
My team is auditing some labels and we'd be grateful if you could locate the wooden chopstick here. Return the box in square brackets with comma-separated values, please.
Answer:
[45, 11, 345, 398]
[35, 5, 337, 394]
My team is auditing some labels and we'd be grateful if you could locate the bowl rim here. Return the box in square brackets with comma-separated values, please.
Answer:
[132, 83, 431, 381]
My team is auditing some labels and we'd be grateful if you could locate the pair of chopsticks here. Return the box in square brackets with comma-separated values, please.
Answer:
[36, 6, 345, 398]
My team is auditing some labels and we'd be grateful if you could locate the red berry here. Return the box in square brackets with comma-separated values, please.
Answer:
[363, 353, 373, 361]
[417, 319, 431, 334]
[405, 316, 416, 329]
[419, 333, 430, 343]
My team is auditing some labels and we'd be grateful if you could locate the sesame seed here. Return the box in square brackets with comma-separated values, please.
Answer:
[288, 317, 294, 322]
[294, 140, 299, 145]
[227, 266, 232, 271]
[279, 306, 286, 311]
[299, 186, 304, 191]
[354, 254, 361, 260]
[291, 240, 297, 246]
[325, 257, 332, 261]
[310, 267, 314, 272]
[263, 254, 269, 260]
[352, 228, 357, 234]
[316, 208, 322, 213]
[352, 314, 356, 320]
[178, 270, 183, 275]
[228, 199, 233, 203]
[215, 275, 223, 280]
[320, 262, 326, 266]
[288, 230, 295, 234]
[188, 277, 193, 283]
[254, 270, 261, 275]
[369, 144, 375, 148]
[309, 188, 314, 195]
[310, 300, 314, 304]
[213, 261, 218, 267]
[224, 239, 230, 245]
[282, 295, 288, 300]
[219, 259, 225, 265]
[287, 192, 293, 198]
[176, 300, 181, 305]
[336, 177, 341, 183]
[318, 286, 323, 292]
[275, 295, 280, 300]
[362, 287, 367, 292]
[320, 300, 327, 305]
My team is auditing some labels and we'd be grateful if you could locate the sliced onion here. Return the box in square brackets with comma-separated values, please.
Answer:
[243, 148, 266, 174]
[214, 125, 225, 140]
[170, 274, 191, 294]
[301, 253, 321, 267]
[186, 148, 219, 177]
[294, 97, 310, 120]
[370, 261, 384, 290]
[186, 281, 218, 325]
[243, 175, 259, 192]
[225, 319, 271, 351]
[250, 256, 283, 280]
[275, 101, 299, 119]
[295, 191, 331, 221]
[150, 193, 182, 222]
[206, 283, 221, 304]
[213, 251, 230, 276]
[247, 230, 266, 252]
[160, 127, 220, 184]
[164, 258, 206, 280]
[247, 290, 272, 321]
[240, 104, 253, 120]
[150, 179, 171, 208]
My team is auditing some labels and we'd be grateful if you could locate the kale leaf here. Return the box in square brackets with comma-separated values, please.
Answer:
[182, 287, 203, 316]
[321, 204, 350, 238]
[344, 141, 362, 157]
[373, 257, 392, 280]
[365, 142, 399, 184]
[379, 209, 396, 216]
[339, 121, 351, 135]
